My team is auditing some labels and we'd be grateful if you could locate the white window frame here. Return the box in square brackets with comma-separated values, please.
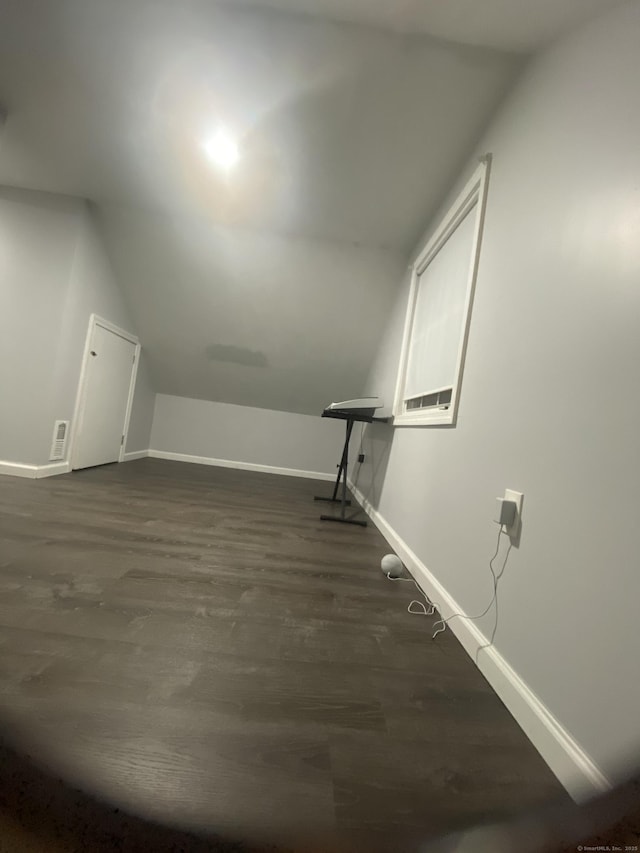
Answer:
[393, 158, 491, 427]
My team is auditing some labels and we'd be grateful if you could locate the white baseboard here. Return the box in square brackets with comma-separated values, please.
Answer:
[0, 460, 70, 479]
[348, 478, 611, 804]
[148, 449, 334, 481]
[1, 450, 332, 483]
[0, 461, 39, 478]
[122, 449, 149, 461]
[36, 461, 71, 478]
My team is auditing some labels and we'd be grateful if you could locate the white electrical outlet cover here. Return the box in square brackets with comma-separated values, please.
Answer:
[503, 489, 523, 536]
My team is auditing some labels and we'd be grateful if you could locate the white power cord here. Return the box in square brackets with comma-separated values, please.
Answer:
[385, 573, 437, 617]
[385, 526, 512, 641]
[431, 527, 511, 639]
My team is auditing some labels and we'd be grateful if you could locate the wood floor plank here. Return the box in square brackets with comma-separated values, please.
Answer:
[0, 458, 569, 851]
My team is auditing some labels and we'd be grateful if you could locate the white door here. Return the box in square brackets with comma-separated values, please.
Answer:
[73, 323, 137, 470]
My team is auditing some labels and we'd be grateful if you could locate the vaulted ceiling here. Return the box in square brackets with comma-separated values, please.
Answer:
[0, 0, 623, 413]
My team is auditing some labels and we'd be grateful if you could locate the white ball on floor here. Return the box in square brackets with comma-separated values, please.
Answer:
[381, 553, 403, 578]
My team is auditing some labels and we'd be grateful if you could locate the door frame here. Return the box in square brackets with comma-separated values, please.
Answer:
[69, 314, 141, 470]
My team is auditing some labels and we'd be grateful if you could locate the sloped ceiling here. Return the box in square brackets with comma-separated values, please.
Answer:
[0, 0, 622, 414]
[0, 1, 519, 247]
[224, 0, 625, 52]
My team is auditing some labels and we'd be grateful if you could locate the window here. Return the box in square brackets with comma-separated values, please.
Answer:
[393, 158, 490, 426]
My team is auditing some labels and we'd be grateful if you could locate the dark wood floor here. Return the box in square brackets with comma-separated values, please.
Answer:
[0, 458, 569, 851]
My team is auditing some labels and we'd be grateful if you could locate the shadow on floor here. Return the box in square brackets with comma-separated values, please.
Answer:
[1, 734, 638, 853]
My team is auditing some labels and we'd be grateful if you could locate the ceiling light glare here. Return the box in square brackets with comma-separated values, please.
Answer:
[203, 128, 240, 171]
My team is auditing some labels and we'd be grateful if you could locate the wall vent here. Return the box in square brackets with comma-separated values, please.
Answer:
[49, 420, 69, 461]
[405, 388, 452, 412]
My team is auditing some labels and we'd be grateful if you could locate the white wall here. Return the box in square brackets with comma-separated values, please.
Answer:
[0, 188, 80, 464]
[355, 1, 640, 791]
[126, 351, 156, 454]
[150, 393, 343, 478]
[98, 206, 407, 417]
[0, 188, 155, 467]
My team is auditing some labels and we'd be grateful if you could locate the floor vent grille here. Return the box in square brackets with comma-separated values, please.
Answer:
[49, 420, 69, 461]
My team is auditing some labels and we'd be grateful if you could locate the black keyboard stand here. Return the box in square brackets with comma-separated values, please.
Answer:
[314, 411, 373, 527]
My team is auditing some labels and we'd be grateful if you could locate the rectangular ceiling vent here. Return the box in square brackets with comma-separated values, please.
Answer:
[49, 420, 69, 461]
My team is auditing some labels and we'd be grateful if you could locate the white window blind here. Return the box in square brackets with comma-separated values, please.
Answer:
[404, 202, 477, 400]
[393, 156, 491, 426]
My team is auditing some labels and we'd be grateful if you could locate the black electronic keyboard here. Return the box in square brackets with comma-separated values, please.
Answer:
[315, 398, 388, 526]
[321, 397, 383, 421]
